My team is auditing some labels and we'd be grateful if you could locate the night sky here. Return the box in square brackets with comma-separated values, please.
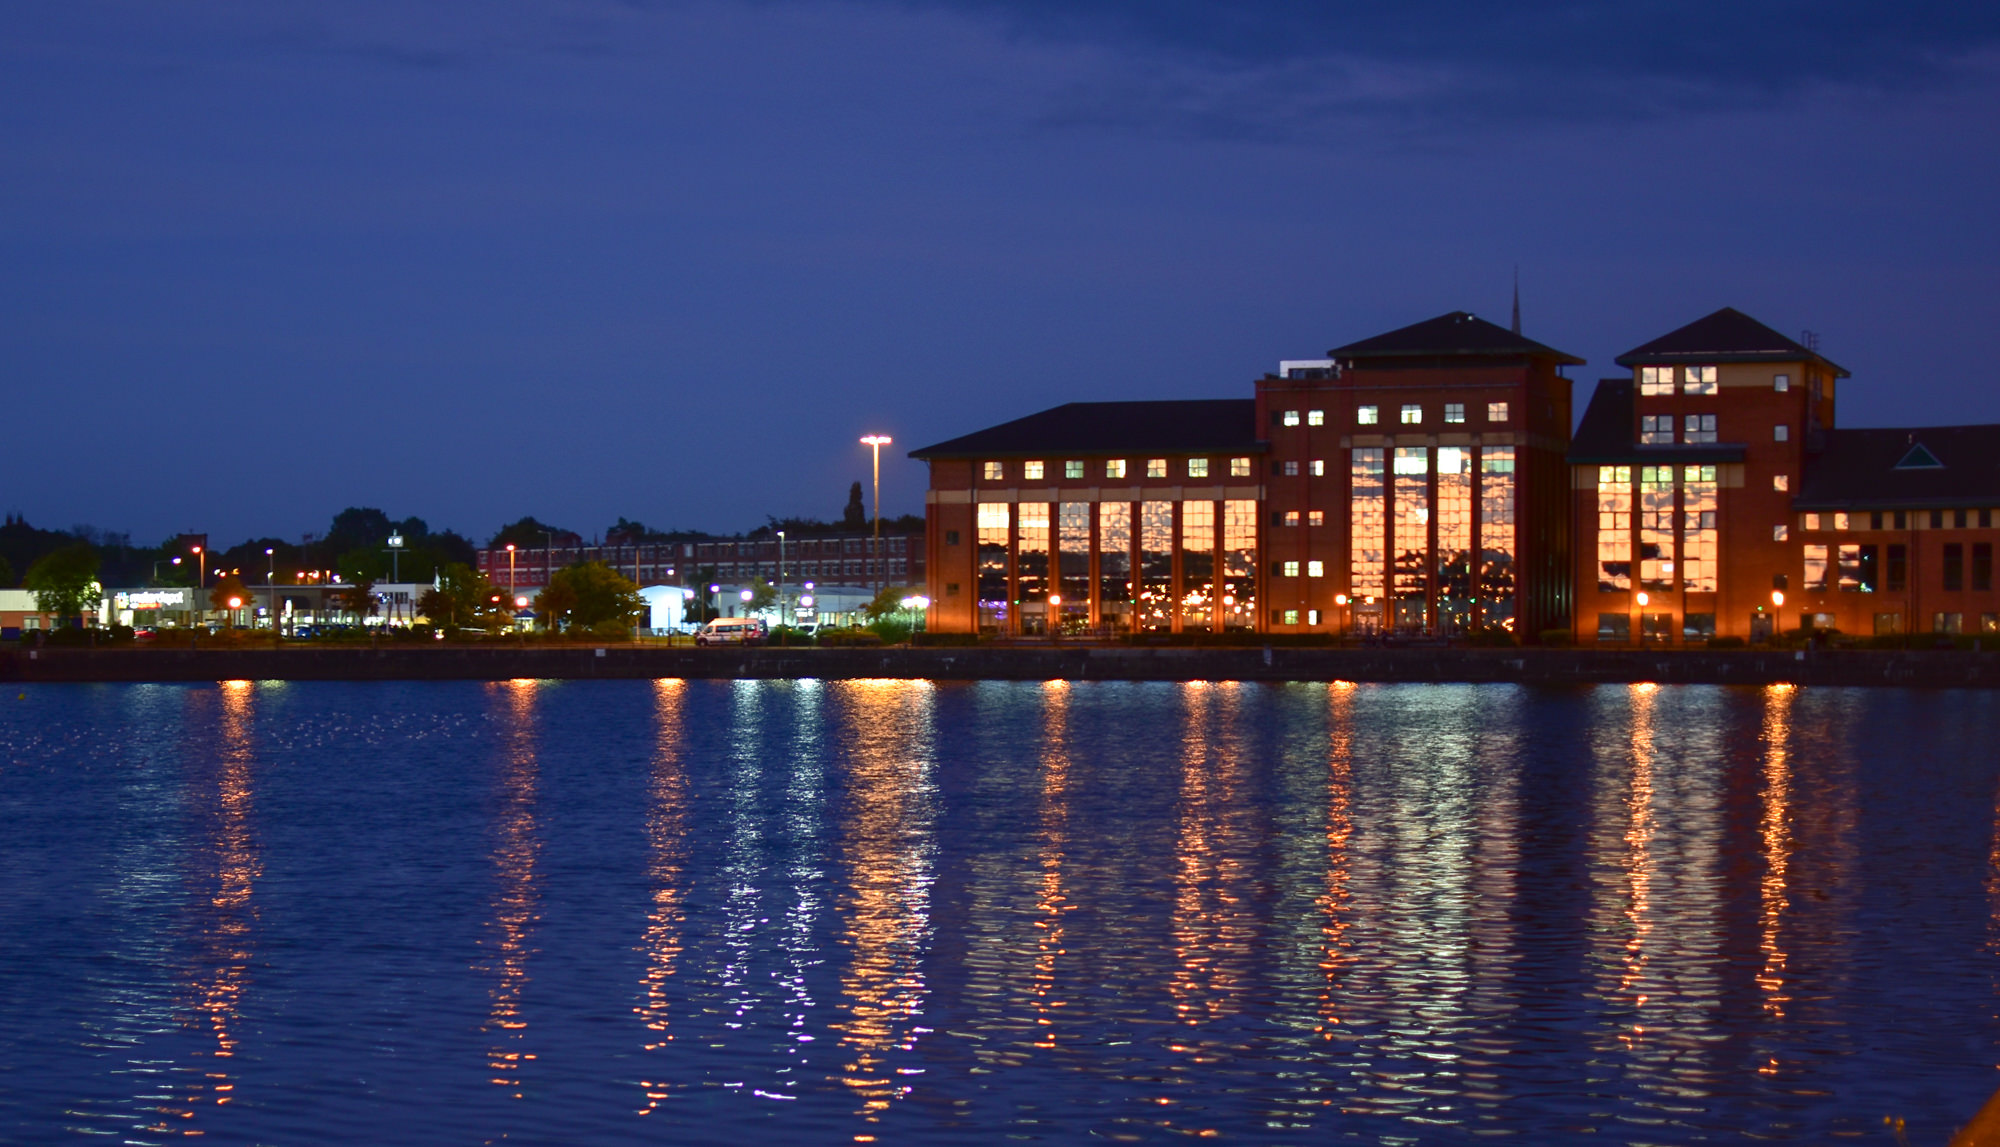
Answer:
[7, 2, 1998, 546]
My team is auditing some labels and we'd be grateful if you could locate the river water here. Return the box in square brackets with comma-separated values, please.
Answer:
[2, 680, 1996, 1144]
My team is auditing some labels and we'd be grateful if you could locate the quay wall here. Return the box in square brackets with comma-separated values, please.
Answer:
[1, 645, 1996, 688]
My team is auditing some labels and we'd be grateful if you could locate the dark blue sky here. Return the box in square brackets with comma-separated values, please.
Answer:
[7, 2, 1999, 545]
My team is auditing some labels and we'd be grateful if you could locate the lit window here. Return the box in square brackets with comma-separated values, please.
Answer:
[1283, 410, 1301, 426]
[1773, 474, 1789, 492]
[1684, 365, 1718, 395]
[1146, 458, 1166, 478]
[1310, 460, 1325, 477]
[1774, 424, 1790, 442]
[1805, 544, 1829, 590]
[1106, 459, 1126, 479]
[1683, 413, 1717, 443]
[1283, 561, 1300, 577]
[1282, 460, 1299, 476]
[1229, 457, 1251, 477]
[1283, 609, 1300, 625]
[1063, 460, 1084, 479]
[1308, 510, 1324, 526]
[1283, 511, 1300, 527]
[1400, 404, 1422, 425]
[1774, 374, 1790, 392]
[1774, 525, 1789, 542]
[1833, 512, 1850, 530]
[1487, 402, 1509, 422]
[1640, 415, 1672, 445]
[1640, 366, 1674, 396]
[1024, 460, 1045, 480]
[982, 461, 1003, 480]
[1307, 560, 1324, 577]
[1188, 458, 1209, 478]
[1307, 609, 1321, 626]
[1444, 403, 1465, 424]
[1357, 405, 1379, 425]
[1803, 513, 1820, 530]
[1307, 410, 1325, 426]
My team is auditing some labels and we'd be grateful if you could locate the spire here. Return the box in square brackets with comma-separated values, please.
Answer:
[1510, 266, 1521, 335]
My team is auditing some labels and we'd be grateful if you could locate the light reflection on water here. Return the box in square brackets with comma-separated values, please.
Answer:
[2, 679, 1999, 1144]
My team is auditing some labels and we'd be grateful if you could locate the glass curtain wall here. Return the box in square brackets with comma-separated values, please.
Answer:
[1180, 501, 1216, 632]
[1138, 501, 1174, 632]
[1478, 447, 1516, 631]
[976, 502, 1010, 633]
[1017, 502, 1051, 635]
[1597, 466, 1632, 592]
[1435, 447, 1473, 635]
[1639, 466, 1676, 593]
[1220, 500, 1257, 632]
[1681, 465, 1717, 593]
[1392, 447, 1430, 633]
[1097, 502, 1132, 634]
[1351, 448, 1385, 633]
[1058, 503, 1091, 634]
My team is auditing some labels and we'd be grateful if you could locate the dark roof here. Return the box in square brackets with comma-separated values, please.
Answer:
[1566, 378, 1746, 465]
[1615, 307, 1849, 376]
[1328, 311, 1583, 366]
[1795, 425, 2000, 509]
[908, 400, 1262, 459]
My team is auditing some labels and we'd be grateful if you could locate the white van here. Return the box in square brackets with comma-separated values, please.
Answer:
[696, 617, 768, 646]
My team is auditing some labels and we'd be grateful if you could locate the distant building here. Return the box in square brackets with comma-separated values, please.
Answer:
[475, 529, 923, 598]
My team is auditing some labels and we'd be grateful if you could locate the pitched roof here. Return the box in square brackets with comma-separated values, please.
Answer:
[1328, 311, 1583, 366]
[908, 400, 1262, 459]
[1795, 425, 2000, 509]
[1566, 378, 1747, 465]
[1615, 307, 1850, 376]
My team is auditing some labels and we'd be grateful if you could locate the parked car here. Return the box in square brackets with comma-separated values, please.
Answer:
[696, 618, 768, 646]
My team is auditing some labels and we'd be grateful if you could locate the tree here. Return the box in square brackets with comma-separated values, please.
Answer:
[24, 543, 101, 624]
[418, 562, 506, 631]
[842, 482, 866, 530]
[491, 516, 578, 550]
[534, 561, 644, 635]
[748, 577, 778, 614]
[0, 555, 13, 588]
[334, 548, 382, 625]
[210, 574, 252, 620]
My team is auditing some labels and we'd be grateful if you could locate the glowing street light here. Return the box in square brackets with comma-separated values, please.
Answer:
[1771, 590, 1785, 608]
[860, 434, 892, 594]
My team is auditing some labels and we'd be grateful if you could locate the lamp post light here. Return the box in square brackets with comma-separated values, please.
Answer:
[266, 547, 276, 634]
[387, 533, 404, 583]
[776, 530, 787, 629]
[505, 543, 517, 602]
[708, 584, 720, 625]
[860, 434, 892, 594]
[740, 588, 754, 620]
[1635, 590, 1650, 645]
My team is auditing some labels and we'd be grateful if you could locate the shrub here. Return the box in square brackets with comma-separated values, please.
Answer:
[1537, 628, 1573, 647]
[1707, 636, 1746, 649]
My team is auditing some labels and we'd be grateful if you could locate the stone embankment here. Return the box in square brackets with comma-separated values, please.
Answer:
[1, 645, 1995, 687]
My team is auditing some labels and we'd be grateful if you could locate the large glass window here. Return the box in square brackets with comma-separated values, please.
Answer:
[1016, 503, 1051, 633]
[1838, 544, 1876, 593]
[1804, 544, 1829, 592]
[1479, 447, 1515, 630]
[976, 502, 1009, 631]
[1350, 449, 1385, 601]
[1146, 458, 1166, 478]
[1138, 502, 1173, 631]
[1436, 446, 1473, 635]
[1221, 500, 1257, 632]
[1640, 415, 1672, 445]
[1639, 465, 1675, 592]
[1681, 464, 1717, 593]
[1393, 447, 1429, 632]
[1684, 365, 1718, 395]
[1181, 501, 1215, 632]
[1640, 366, 1673, 396]
[1098, 503, 1132, 632]
[1597, 465, 1632, 592]
[1058, 502, 1091, 631]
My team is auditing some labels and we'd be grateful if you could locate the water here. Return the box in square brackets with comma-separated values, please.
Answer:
[1, 680, 1996, 1145]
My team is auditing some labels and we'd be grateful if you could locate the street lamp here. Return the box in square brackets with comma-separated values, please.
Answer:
[506, 544, 517, 603]
[860, 434, 893, 594]
[739, 588, 754, 620]
[387, 533, 404, 583]
[192, 545, 205, 626]
[1635, 590, 1649, 645]
[776, 530, 787, 628]
[266, 547, 276, 633]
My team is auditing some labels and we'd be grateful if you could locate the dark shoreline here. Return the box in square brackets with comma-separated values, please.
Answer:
[3, 645, 1995, 687]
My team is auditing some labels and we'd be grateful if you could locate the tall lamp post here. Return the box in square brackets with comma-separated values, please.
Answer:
[192, 545, 205, 628]
[860, 434, 892, 595]
[506, 544, 517, 604]
[265, 548, 276, 634]
[776, 530, 787, 628]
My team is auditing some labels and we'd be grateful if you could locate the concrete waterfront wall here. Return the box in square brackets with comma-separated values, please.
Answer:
[1, 644, 1996, 687]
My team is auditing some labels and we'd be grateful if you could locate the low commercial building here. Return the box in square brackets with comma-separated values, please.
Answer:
[475, 531, 922, 601]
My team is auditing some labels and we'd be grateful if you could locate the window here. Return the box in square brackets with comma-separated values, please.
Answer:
[1984, 510, 1994, 528]
[1888, 544, 1908, 591]
[1487, 402, 1509, 422]
[1870, 512, 1883, 530]
[1146, 458, 1166, 478]
[1230, 457, 1251, 477]
[1064, 460, 1084, 479]
[1936, 612, 1964, 635]
[1833, 512, 1850, 530]
[1310, 460, 1325, 477]
[1944, 542, 1965, 591]
[1357, 405, 1379, 425]
[1308, 610, 1321, 626]
[1803, 513, 1820, 530]
[1774, 425, 1790, 442]
[1187, 458, 1209, 478]
[1895, 511, 1908, 529]
[1875, 612, 1903, 635]
[1774, 374, 1790, 393]
[1683, 613, 1716, 642]
[1106, 459, 1127, 479]
[1283, 460, 1300, 476]
[982, 461, 1003, 480]
[1308, 510, 1324, 526]
[1024, 460, 1045, 480]
[1400, 404, 1423, 425]
[1773, 525, 1788, 542]
[1640, 366, 1673, 396]
[1684, 365, 1718, 395]
[1640, 415, 1672, 445]
[1307, 410, 1325, 426]
[945, 530, 960, 546]
[1683, 414, 1717, 443]
[1774, 474, 1789, 492]
[1838, 544, 1877, 592]
[1976, 543, 1994, 591]
[1956, 509, 1969, 529]
[1283, 609, 1300, 625]
[1307, 560, 1324, 577]
[1444, 403, 1465, 424]
[1931, 510, 1944, 529]
[1598, 613, 1631, 640]
[1282, 561, 1300, 577]
[1283, 410, 1301, 427]
[1985, 613, 2000, 634]
[1283, 511, 1300, 527]
[1804, 544, 1829, 591]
